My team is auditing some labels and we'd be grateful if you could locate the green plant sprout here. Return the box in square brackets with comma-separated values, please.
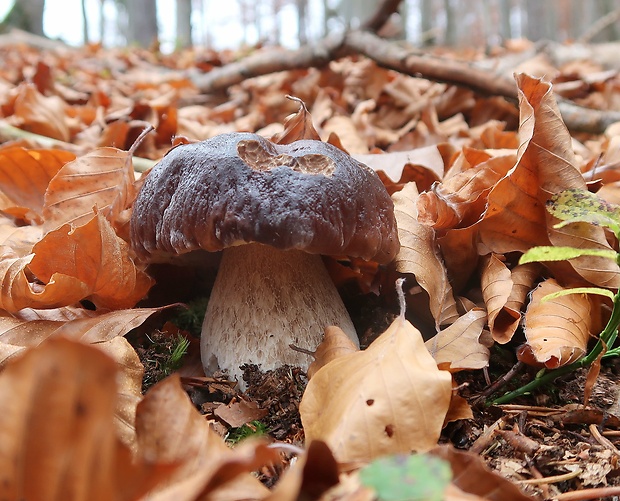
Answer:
[225, 420, 269, 445]
[162, 334, 191, 376]
[492, 188, 620, 405]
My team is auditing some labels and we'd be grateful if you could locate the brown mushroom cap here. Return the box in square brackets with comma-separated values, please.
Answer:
[131, 133, 399, 263]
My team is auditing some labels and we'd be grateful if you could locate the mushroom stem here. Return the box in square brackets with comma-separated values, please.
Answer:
[200, 242, 359, 385]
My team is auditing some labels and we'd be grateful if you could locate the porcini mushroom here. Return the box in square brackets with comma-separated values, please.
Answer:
[130, 133, 399, 384]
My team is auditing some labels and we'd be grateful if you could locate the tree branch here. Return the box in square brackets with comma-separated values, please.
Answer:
[192, 29, 620, 134]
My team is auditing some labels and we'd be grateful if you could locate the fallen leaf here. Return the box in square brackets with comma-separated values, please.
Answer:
[431, 445, 535, 501]
[519, 278, 596, 368]
[28, 211, 153, 310]
[393, 182, 459, 328]
[136, 375, 273, 500]
[214, 399, 268, 428]
[0, 337, 173, 501]
[425, 308, 489, 371]
[307, 325, 359, 379]
[272, 96, 321, 144]
[300, 312, 452, 463]
[12, 83, 71, 141]
[0, 146, 74, 223]
[42, 146, 138, 232]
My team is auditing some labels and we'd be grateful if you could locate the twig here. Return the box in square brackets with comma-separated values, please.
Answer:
[473, 361, 524, 405]
[0, 121, 157, 173]
[555, 486, 620, 501]
[578, 7, 620, 43]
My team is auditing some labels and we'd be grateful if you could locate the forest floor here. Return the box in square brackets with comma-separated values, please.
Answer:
[1, 30, 620, 499]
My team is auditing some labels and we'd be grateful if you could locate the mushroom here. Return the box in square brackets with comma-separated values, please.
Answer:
[130, 132, 399, 385]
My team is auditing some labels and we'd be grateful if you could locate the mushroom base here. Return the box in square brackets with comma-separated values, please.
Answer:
[200, 243, 359, 386]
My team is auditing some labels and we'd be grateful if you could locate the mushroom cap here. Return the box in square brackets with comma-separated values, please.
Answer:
[130, 133, 399, 263]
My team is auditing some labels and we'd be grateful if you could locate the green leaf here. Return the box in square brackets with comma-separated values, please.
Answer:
[547, 189, 620, 236]
[519, 246, 617, 264]
[359, 454, 451, 501]
[542, 287, 615, 303]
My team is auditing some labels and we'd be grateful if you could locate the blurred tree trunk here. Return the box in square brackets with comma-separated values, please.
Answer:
[81, 0, 89, 43]
[297, 0, 308, 46]
[127, 0, 158, 47]
[498, 0, 512, 40]
[420, 0, 436, 46]
[176, 0, 193, 48]
[443, 0, 457, 45]
[0, 0, 46, 36]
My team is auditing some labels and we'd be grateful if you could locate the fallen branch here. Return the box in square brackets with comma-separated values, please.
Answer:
[192, 29, 620, 134]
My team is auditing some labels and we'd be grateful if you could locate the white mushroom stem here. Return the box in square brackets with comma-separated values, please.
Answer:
[200, 242, 359, 386]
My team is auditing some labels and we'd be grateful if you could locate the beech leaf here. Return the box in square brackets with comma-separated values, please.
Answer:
[393, 182, 459, 328]
[300, 313, 453, 463]
[520, 278, 596, 368]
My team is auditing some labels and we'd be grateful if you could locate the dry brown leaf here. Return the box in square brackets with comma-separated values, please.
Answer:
[0, 307, 164, 450]
[478, 73, 619, 287]
[486, 260, 541, 344]
[11, 83, 71, 141]
[0, 337, 174, 501]
[322, 115, 369, 154]
[0, 213, 43, 256]
[29, 212, 153, 310]
[213, 399, 268, 428]
[300, 313, 452, 463]
[437, 225, 481, 294]
[136, 375, 273, 500]
[264, 440, 340, 501]
[0, 146, 75, 223]
[519, 278, 595, 368]
[353, 145, 444, 195]
[431, 445, 535, 501]
[425, 308, 489, 371]
[417, 152, 515, 229]
[307, 325, 359, 379]
[42, 146, 138, 232]
[480, 254, 514, 342]
[271, 96, 321, 144]
[393, 182, 459, 328]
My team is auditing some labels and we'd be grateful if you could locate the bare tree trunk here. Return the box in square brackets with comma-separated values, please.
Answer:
[81, 0, 89, 43]
[443, 0, 457, 46]
[420, 0, 436, 46]
[176, 0, 193, 48]
[499, 0, 512, 40]
[297, 0, 308, 46]
[1, 0, 46, 36]
[127, 0, 158, 47]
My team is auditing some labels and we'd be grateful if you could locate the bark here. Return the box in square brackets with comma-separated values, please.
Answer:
[176, 0, 193, 48]
[127, 0, 158, 47]
[1, 0, 45, 36]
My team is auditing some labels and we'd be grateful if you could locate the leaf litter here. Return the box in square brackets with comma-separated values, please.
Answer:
[0, 39, 620, 499]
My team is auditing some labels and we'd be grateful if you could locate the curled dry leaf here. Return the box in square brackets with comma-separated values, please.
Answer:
[425, 308, 489, 371]
[417, 152, 515, 229]
[42, 146, 138, 232]
[481, 256, 541, 344]
[0, 306, 165, 450]
[28, 211, 153, 310]
[136, 374, 272, 500]
[0, 337, 174, 501]
[431, 445, 535, 501]
[392, 182, 459, 328]
[12, 83, 71, 141]
[519, 278, 596, 368]
[478, 73, 619, 287]
[307, 325, 359, 379]
[271, 96, 321, 144]
[0, 146, 74, 223]
[264, 440, 340, 501]
[300, 313, 453, 463]
[353, 145, 444, 195]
